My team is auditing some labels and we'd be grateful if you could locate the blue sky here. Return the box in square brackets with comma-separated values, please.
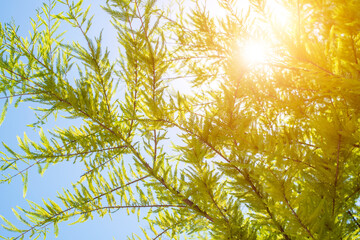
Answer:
[0, 1, 149, 239]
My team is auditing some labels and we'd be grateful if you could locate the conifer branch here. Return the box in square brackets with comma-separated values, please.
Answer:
[1, 129, 103, 182]
[7, 25, 60, 79]
[120, 3, 141, 140]
[54, 88, 216, 224]
[159, 118, 290, 239]
[64, 0, 112, 115]
[13, 175, 149, 240]
[242, 170, 290, 240]
[2, 145, 125, 182]
[17, 63, 215, 225]
[105, 1, 217, 224]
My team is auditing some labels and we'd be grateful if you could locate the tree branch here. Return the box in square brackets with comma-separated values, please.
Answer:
[13, 175, 149, 240]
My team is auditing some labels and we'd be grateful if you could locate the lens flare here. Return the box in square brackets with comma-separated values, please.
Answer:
[242, 40, 269, 65]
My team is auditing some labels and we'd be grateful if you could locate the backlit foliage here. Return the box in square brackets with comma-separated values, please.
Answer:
[1, 0, 360, 239]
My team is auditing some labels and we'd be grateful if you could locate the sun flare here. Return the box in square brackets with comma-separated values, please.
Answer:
[242, 40, 269, 65]
[205, 0, 291, 68]
[267, 0, 291, 26]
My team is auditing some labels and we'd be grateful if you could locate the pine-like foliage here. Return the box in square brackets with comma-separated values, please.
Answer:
[1, 0, 360, 239]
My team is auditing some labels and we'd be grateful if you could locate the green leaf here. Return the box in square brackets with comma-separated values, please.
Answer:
[0, 99, 8, 126]
[54, 222, 59, 237]
[0, 215, 22, 233]
[22, 171, 28, 198]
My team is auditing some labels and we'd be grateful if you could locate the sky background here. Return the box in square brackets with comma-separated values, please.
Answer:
[0, 1, 150, 239]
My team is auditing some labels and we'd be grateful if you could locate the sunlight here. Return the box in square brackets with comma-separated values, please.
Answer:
[207, 0, 249, 19]
[267, 0, 291, 27]
[206, 0, 290, 26]
[169, 77, 193, 95]
[169, 0, 291, 95]
[242, 40, 269, 65]
[205, 0, 290, 68]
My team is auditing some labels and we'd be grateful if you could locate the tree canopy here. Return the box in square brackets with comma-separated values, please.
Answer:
[1, 0, 360, 239]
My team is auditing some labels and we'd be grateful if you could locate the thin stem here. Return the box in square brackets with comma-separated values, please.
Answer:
[3, 145, 125, 182]
[282, 184, 314, 239]
[345, 185, 360, 202]
[332, 134, 342, 216]
[207, 189, 229, 224]
[153, 130, 158, 166]
[351, 36, 358, 64]
[152, 215, 196, 240]
[348, 210, 360, 229]
[153, 226, 171, 240]
[0, 93, 35, 100]
[84, 204, 186, 213]
[80, 153, 121, 177]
